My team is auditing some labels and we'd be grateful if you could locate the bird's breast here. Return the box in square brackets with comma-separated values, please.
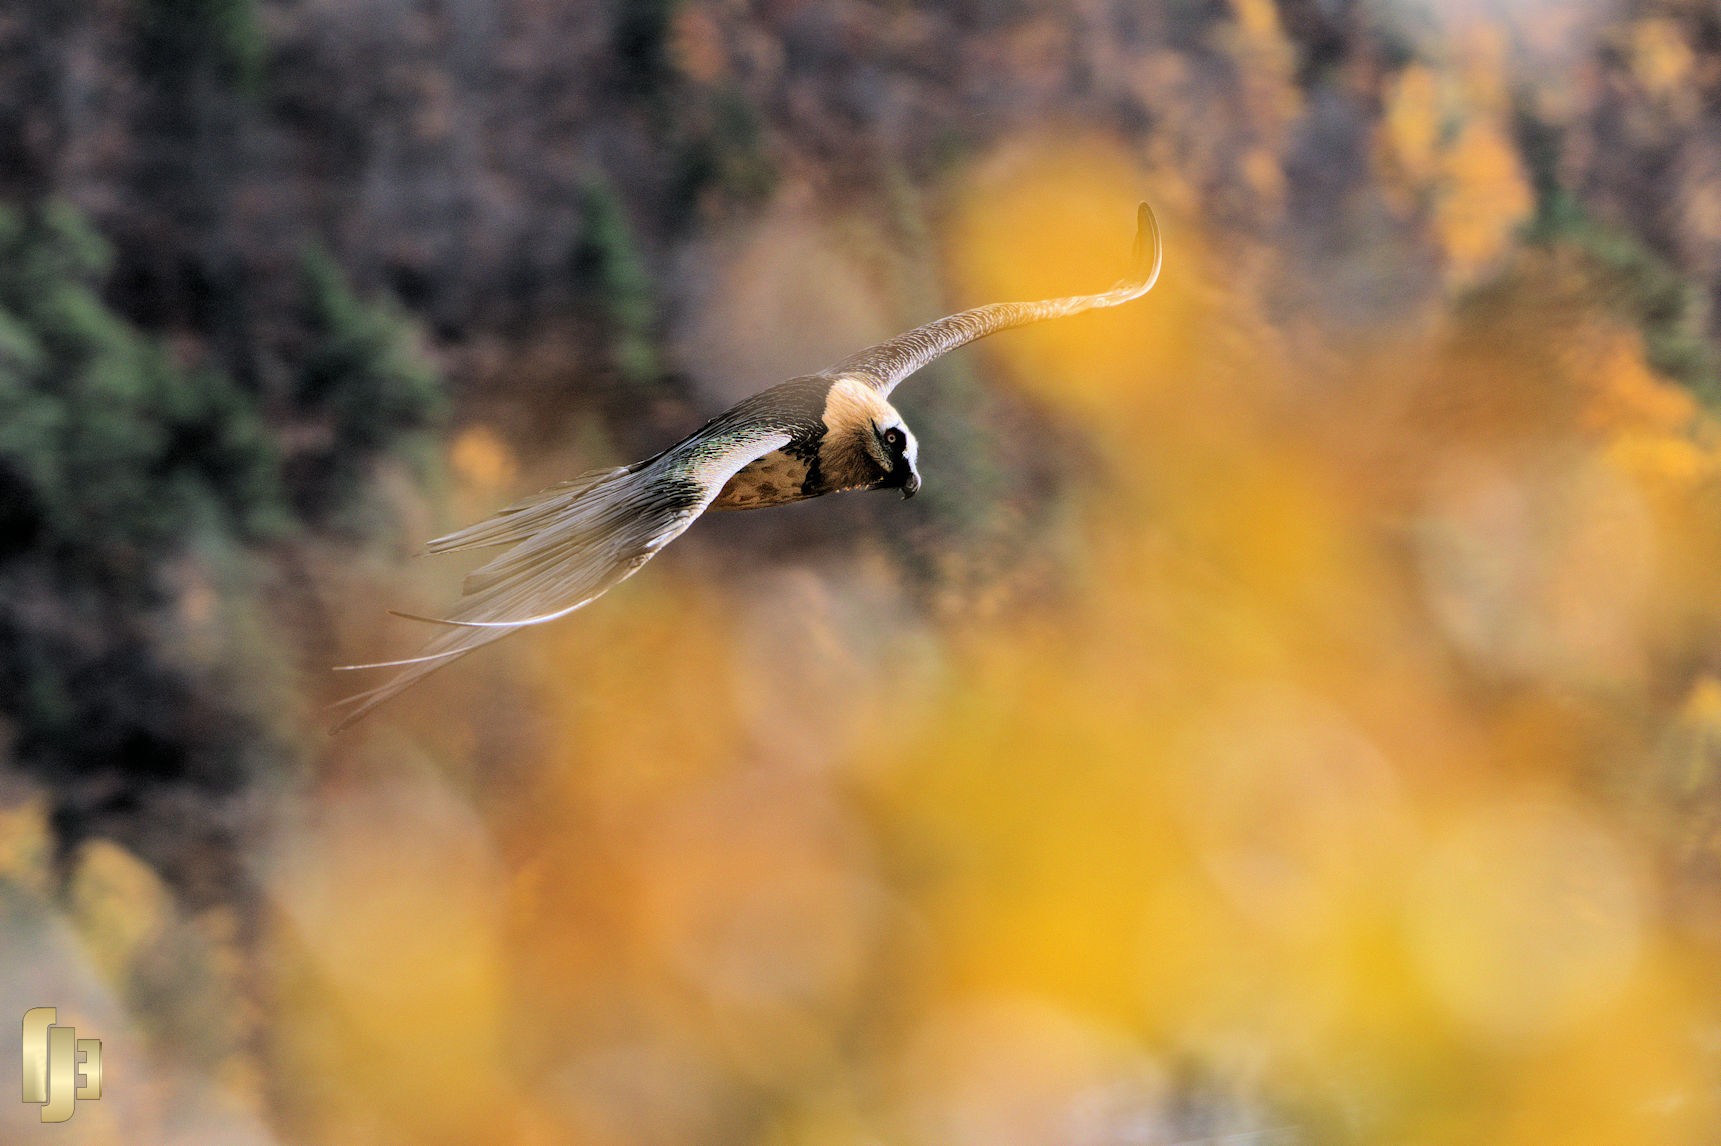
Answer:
[710, 448, 817, 511]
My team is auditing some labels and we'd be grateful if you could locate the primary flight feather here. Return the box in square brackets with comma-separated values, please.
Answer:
[331, 202, 1163, 730]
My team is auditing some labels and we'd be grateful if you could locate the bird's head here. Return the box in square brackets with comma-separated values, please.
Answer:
[866, 414, 920, 498]
[822, 377, 921, 498]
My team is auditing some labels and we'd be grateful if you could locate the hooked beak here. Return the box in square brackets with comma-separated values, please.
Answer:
[901, 468, 921, 499]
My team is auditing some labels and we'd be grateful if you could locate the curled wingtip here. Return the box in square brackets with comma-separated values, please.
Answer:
[1131, 200, 1163, 295]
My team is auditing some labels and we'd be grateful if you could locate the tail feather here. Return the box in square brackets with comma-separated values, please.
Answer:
[328, 625, 511, 732]
[332, 646, 471, 671]
[423, 466, 628, 555]
[460, 485, 643, 596]
[329, 463, 693, 732]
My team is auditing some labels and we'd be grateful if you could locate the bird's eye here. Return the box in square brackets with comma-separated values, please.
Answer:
[884, 429, 902, 446]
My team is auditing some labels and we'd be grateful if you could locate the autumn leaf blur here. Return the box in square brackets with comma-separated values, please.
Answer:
[7, 2, 1721, 1144]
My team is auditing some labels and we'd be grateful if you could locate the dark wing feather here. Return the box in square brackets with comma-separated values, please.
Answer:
[827, 201, 1163, 396]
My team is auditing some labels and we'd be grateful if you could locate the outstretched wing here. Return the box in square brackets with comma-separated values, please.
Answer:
[827, 201, 1163, 396]
[330, 425, 792, 731]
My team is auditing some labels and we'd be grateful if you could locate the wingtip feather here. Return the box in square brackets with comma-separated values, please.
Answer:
[332, 646, 469, 671]
[1132, 200, 1162, 292]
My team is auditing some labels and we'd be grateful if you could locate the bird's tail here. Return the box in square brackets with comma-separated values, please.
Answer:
[328, 461, 671, 732]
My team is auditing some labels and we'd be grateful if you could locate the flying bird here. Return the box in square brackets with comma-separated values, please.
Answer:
[331, 202, 1163, 729]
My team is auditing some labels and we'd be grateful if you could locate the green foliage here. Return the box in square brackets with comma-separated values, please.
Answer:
[0, 215, 446, 558]
[0, 203, 285, 569]
[138, 0, 267, 96]
[1522, 194, 1721, 404]
[290, 247, 447, 526]
[0, 201, 296, 793]
[1514, 104, 1720, 403]
[574, 179, 665, 392]
[671, 87, 778, 214]
[0, 204, 443, 801]
[605, 0, 776, 219]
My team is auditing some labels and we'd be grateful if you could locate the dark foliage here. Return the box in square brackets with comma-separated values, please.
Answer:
[286, 247, 446, 528]
[0, 201, 442, 859]
[0, 201, 285, 799]
[573, 178, 664, 394]
[0, 202, 284, 572]
[1517, 102, 1721, 403]
[137, 0, 267, 97]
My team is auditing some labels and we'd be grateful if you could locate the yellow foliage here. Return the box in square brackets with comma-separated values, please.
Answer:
[670, 5, 728, 86]
[1581, 329, 1698, 439]
[450, 423, 519, 493]
[266, 768, 518, 1142]
[1228, 0, 1301, 129]
[28, 35, 1721, 1145]
[1231, 0, 1281, 42]
[67, 839, 173, 983]
[1384, 65, 1445, 191]
[1630, 18, 1696, 99]
[0, 790, 53, 897]
[1379, 52, 1534, 286]
[108, 149, 1721, 1139]
[1405, 799, 1644, 1043]
[1434, 118, 1535, 284]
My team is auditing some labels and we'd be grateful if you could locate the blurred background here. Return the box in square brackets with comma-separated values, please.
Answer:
[4, 0, 1721, 1142]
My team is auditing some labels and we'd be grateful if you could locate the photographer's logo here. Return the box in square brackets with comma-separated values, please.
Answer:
[20, 1008, 101, 1123]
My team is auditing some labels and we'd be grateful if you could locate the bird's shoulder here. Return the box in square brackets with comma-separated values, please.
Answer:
[725, 375, 836, 430]
[667, 376, 833, 457]
[627, 376, 831, 496]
